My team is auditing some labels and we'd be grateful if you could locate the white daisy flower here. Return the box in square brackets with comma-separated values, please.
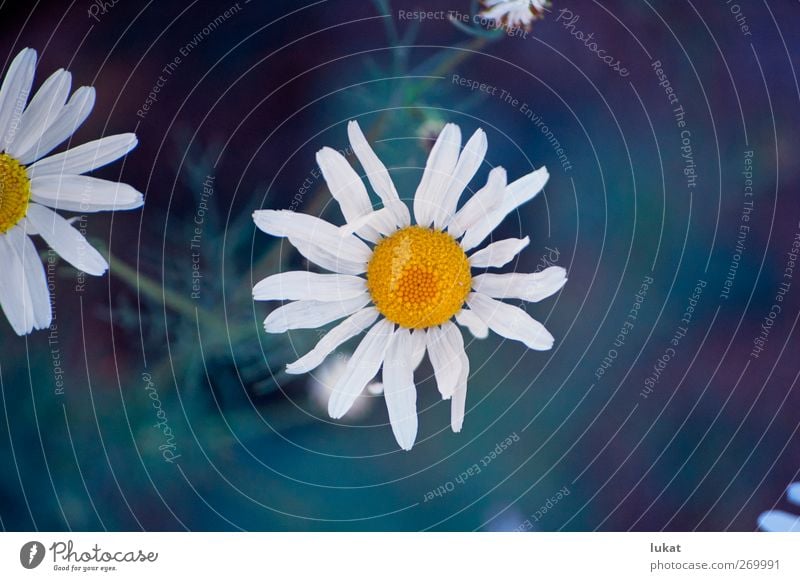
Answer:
[759, 483, 800, 531]
[0, 48, 143, 335]
[480, 0, 550, 30]
[253, 121, 566, 450]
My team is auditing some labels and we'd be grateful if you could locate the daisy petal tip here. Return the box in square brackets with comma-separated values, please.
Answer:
[327, 404, 345, 421]
[87, 261, 109, 277]
[284, 364, 304, 375]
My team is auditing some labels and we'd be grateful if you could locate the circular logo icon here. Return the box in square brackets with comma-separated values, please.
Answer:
[19, 541, 45, 569]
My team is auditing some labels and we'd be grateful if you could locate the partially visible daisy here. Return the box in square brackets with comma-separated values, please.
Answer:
[759, 483, 800, 531]
[0, 48, 143, 335]
[308, 354, 383, 420]
[253, 121, 565, 450]
[480, 0, 550, 30]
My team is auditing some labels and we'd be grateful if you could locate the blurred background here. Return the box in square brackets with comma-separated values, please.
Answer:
[0, 0, 798, 531]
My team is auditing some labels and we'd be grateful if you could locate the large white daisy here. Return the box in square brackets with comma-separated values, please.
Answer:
[253, 121, 566, 450]
[480, 0, 550, 30]
[0, 48, 143, 335]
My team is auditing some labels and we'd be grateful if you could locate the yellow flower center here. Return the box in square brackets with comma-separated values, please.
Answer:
[0, 153, 31, 233]
[367, 226, 472, 329]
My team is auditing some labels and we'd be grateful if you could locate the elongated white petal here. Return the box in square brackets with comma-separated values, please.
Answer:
[426, 322, 464, 399]
[253, 271, 366, 302]
[18, 217, 38, 236]
[30, 174, 143, 212]
[328, 319, 394, 419]
[8, 69, 71, 161]
[0, 48, 36, 150]
[0, 235, 28, 335]
[286, 307, 379, 374]
[17, 85, 95, 163]
[263, 294, 370, 333]
[253, 210, 371, 270]
[28, 133, 137, 178]
[347, 120, 409, 227]
[0, 230, 35, 334]
[451, 349, 469, 432]
[473, 266, 567, 303]
[455, 309, 489, 339]
[383, 328, 418, 450]
[414, 123, 461, 227]
[436, 128, 487, 228]
[461, 167, 549, 252]
[448, 167, 506, 241]
[19, 231, 52, 329]
[25, 204, 107, 275]
[339, 206, 396, 240]
[467, 292, 554, 350]
[316, 146, 373, 222]
[469, 236, 529, 268]
[289, 236, 369, 275]
[410, 328, 427, 370]
[758, 511, 800, 532]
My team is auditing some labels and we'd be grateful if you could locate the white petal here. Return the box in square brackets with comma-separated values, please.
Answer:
[455, 309, 489, 339]
[383, 328, 418, 450]
[461, 167, 549, 252]
[339, 205, 397, 240]
[7, 69, 71, 161]
[448, 166, 506, 240]
[27, 133, 137, 178]
[263, 294, 370, 333]
[426, 322, 464, 399]
[758, 511, 800, 532]
[506, 166, 550, 209]
[253, 210, 371, 272]
[30, 174, 143, 212]
[469, 237, 529, 268]
[253, 271, 367, 302]
[0, 229, 38, 334]
[20, 233, 52, 329]
[25, 204, 107, 275]
[0, 233, 32, 334]
[450, 349, 469, 433]
[0, 48, 36, 150]
[328, 319, 394, 419]
[472, 266, 567, 302]
[289, 236, 369, 275]
[347, 120, 409, 227]
[410, 328, 427, 370]
[286, 307, 379, 374]
[316, 146, 373, 223]
[467, 292, 554, 350]
[435, 128, 487, 228]
[17, 86, 95, 163]
[414, 123, 461, 227]
[18, 217, 38, 236]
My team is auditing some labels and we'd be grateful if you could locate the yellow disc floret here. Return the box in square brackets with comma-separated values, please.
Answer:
[0, 153, 31, 233]
[367, 226, 472, 329]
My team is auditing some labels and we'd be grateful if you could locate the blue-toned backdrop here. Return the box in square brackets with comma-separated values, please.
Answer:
[0, 0, 798, 531]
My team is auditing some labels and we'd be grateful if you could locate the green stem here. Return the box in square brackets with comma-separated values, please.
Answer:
[107, 248, 229, 336]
